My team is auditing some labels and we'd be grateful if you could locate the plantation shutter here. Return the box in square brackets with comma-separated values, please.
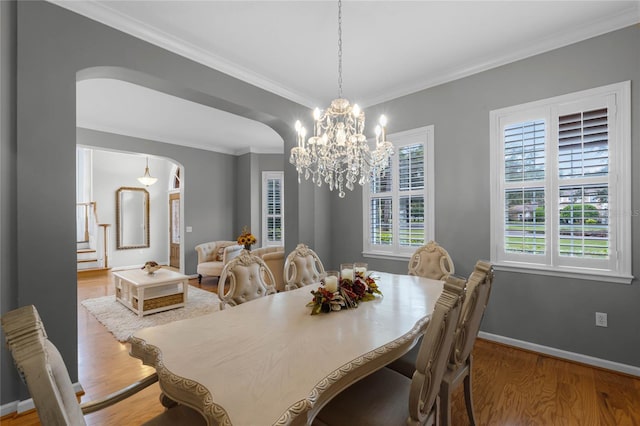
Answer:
[557, 108, 609, 260]
[502, 120, 546, 255]
[398, 143, 425, 247]
[263, 172, 284, 246]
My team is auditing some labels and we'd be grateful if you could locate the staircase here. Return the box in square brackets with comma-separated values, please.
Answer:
[77, 242, 99, 269]
[77, 202, 111, 276]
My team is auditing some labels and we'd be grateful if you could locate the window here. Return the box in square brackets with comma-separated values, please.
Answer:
[490, 81, 632, 283]
[262, 171, 284, 247]
[170, 164, 181, 190]
[363, 126, 435, 259]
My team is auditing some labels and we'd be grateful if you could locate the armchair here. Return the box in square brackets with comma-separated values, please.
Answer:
[195, 241, 243, 284]
[251, 246, 285, 291]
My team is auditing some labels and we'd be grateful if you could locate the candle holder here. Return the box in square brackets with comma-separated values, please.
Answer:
[323, 271, 340, 293]
[354, 262, 368, 279]
[340, 263, 354, 281]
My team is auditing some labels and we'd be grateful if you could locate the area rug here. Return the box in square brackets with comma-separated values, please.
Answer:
[81, 286, 220, 342]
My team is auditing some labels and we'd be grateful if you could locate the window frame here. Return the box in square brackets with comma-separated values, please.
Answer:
[489, 81, 632, 284]
[261, 171, 284, 247]
[363, 126, 435, 260]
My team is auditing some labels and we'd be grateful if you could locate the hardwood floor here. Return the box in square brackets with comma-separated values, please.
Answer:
[2, 272, 639, 425]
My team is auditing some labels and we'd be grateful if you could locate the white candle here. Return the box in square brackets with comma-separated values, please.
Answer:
[355, 266, 367, 277]
[324, 276, 338, 293]
[341, 268, 353, 281]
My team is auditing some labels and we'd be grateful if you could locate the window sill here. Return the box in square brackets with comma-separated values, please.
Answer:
[363, 251, 413, 262]
[494, 262, 634, 285]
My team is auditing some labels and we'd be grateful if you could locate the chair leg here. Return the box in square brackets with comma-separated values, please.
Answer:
[463, 355, 477, 426]
[198, 274, 202, 285]
[439, 377, 452, 426]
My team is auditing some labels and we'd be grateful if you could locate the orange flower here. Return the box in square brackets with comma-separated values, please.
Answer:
[237, 226, 257, 246]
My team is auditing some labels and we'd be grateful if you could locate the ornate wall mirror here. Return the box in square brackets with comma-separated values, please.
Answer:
[116, 187, 150, 249]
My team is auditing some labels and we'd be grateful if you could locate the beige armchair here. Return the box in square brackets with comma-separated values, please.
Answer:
[195, 240, 243, 284]
[218, 251, 277, 309]
[252, 246, 285, 292]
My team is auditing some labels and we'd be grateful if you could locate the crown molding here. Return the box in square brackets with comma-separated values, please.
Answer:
[49, 0, 638, 109]
[48, 0, 316, 108]
[361, 3, 640, 107]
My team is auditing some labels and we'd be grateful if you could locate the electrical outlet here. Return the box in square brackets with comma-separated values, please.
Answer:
[595, 312, 608, 327]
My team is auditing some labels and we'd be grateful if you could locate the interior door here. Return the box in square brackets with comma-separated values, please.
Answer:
[169, 192, 180, 269]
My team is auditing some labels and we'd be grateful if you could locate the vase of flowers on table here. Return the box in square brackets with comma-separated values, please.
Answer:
[237, 226, 257, 251]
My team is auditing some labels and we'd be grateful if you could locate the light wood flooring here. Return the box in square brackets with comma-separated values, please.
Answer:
[2, 271, 639, 425]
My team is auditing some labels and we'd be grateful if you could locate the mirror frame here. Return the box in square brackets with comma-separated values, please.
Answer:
[116, 186, 150, 250]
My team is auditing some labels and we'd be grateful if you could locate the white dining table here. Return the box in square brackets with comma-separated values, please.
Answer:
[129, 272, 444, 426]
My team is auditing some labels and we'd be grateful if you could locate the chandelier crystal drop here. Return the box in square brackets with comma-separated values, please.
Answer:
[290, 0, 393, 198]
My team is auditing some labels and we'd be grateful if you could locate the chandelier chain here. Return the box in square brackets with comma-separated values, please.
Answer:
[337, 0, 343, 99]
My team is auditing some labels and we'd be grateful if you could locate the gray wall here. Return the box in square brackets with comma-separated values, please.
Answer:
[330, 25, 640, 367]
[1, 0, 20, 403]
[2, 0, 307, 405]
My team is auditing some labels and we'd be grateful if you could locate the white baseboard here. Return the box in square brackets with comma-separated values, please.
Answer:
[0, 401, 18, 417]
[479, 331, 640, 377]
[0, 382, 83, 417]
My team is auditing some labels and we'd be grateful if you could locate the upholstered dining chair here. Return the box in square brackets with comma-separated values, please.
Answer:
[313, 275, 466, 426]
[1, 305, 206, 426]
[218, 250, 277, 309]
[387, 260, 494, 426]
[284, 243, 326, 291]
[440, 260, 494, 426]
[408, 240, 455, 280]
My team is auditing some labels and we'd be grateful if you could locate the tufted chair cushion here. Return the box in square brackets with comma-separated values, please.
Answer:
[218, 251, 276, 309]
[195, 241, 219, 262]
[292, 255, 321, 285]
[195, 241, 243, 282]
[284, 244, 325, 291]
[407, 240, 455, 280]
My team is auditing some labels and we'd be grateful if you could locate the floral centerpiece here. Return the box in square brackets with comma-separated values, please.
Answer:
[237, 226, 257, 250]
[307, 270, 382, 315]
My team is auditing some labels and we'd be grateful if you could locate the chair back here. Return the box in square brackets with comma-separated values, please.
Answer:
[407, 275, 465, 424]
[2, 305, 87, 425]
[219, 250, 276, 308]
[450, 260, 494, 367]
[284, 244, 325, 290]
[408, 240, 455, 280]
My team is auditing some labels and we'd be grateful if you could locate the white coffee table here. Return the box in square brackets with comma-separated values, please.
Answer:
[113, 268, 189, 317]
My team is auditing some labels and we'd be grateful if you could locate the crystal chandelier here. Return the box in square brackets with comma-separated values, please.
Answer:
[290, 0, 393, 198]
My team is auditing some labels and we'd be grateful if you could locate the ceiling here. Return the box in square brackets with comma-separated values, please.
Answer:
[66, 1, 639, 155]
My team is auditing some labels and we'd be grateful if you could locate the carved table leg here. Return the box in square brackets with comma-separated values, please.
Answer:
[159, 392, 179, 408]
